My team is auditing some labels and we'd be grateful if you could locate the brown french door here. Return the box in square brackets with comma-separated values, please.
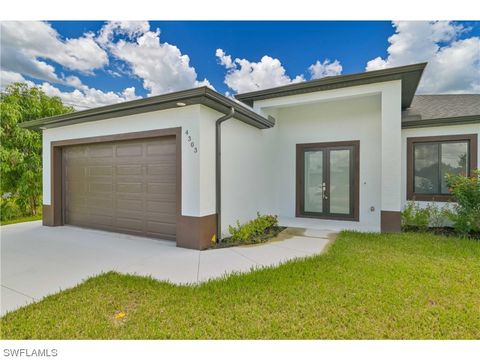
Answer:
[296, 141, 359, 221]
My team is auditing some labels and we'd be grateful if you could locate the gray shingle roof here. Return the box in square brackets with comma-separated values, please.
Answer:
[402, 95, 480, 127]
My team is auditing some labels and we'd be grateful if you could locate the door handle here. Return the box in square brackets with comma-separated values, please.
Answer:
[322, 182, 328, 200]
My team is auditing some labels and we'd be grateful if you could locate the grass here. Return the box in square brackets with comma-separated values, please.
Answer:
[1, 231, 479, 339]
[0, 214, 42, 226]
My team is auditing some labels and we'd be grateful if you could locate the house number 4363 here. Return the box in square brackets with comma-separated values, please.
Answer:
[184, 130, 198, 154]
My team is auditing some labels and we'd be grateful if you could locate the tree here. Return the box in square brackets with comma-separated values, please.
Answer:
[1, 83, 74, 218]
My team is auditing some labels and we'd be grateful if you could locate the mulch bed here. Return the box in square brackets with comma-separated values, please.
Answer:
[211, 226, 287, 249]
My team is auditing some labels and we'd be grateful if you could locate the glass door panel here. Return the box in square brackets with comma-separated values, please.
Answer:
[304, 150, 324, 213]
[329, 149, 351, 214]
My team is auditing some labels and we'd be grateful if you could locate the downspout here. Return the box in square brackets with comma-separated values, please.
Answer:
[215, 107, 235, 243]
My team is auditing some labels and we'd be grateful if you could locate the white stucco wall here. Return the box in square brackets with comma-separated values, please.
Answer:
[270, 95, 382, 231]
[401, 123, 480, 209]
[197, 106, 219, 216]
[42, 104, 220, 218]
[220, 117, 271, 235]
[248, 81, 403, 232]
[380, 82, 402, 212]
[219, 92, 387, 233]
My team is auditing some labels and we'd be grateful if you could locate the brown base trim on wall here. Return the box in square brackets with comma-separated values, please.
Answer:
[381, 211, 401, 233]
[177, 214, 217, 250]
[42, 204, 54, 226]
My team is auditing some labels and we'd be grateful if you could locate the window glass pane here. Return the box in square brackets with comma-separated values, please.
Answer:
[414, 143, 439, 194]
[329, 149, 351, 214]
[440, 142, 468, 194]
[304, 150, 323, 213]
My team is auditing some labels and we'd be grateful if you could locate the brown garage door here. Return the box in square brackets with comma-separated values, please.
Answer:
[63, 136, 177, 240]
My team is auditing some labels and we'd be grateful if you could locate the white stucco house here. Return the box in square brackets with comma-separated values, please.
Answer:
[22, 62, 480, 249]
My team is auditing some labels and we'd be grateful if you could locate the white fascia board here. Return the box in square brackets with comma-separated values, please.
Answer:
[252, 80, 400, 111]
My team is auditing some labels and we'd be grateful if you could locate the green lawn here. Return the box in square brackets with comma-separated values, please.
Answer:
[0, 214, 42, 226]
[1, 231, 479, 339]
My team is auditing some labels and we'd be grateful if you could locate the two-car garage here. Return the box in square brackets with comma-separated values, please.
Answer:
[62, 135, 178, 241]
[62, 136, 177, 240]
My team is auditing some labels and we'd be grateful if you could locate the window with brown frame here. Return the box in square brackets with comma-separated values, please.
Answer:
[407, 134, 478, 202]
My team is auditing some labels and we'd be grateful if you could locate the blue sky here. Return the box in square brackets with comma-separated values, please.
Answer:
[1, 21, 479, 109]
[49, 21, 395, 96]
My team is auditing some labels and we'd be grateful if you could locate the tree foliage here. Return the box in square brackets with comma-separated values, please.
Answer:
[1, 82, 74, 219]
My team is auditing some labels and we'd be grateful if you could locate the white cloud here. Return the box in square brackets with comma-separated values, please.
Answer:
[97, 21, 150, 47]
[39, 82, 141, 110]
[106, 69, 122, 78]
[0, 21, 108, 81]
[216, 49, 345, 93]
[366, 21, 480, 93]
[98, 21, 212, 95]
[309, 59, 343, 79]
[1, 47, 59, 83]
[63, 75, 85, 90]
[216, 49, 305, 93]
[1, 21, 214, 110]
[0, 70, 30, 89]
[0, 69, 140, 110]
[365, 57, 387, 71]
[215, 49, 234, 69]
[0, 21, 145, 110]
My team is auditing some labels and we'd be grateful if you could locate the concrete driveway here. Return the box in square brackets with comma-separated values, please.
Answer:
[1, 221, 333, 316]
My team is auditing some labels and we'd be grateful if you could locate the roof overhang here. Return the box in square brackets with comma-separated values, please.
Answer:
[401, 115, 480, 129]
[235, 63, 427, 110]
[20, 87, 275, 130]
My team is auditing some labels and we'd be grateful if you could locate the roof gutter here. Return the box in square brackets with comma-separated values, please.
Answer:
[204, 89, 274, 129]
[19, 87, 275, 131]
[235, 62, 427, 109]
[401, 115, 480, 129]
[215, 107, 235, 243]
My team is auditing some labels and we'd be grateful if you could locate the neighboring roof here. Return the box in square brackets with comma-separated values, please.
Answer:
[402, 94, 480, 128]
[20, 87, 275, 130]
[235, 63, 427, 109]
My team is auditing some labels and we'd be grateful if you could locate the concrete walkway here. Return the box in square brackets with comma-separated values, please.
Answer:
[0, 221, 335, 315]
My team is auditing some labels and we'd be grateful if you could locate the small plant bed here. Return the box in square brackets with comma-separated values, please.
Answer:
[214, 227, 287, 248]
[401, 170, 480, 239]
[212, 213, 286, 248]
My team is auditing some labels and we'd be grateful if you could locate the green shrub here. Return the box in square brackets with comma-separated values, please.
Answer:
[0, 196, 22, 221]
[227, 212, 279, 244]
[401, 201, 431, 231]
[401, 201, 451, 232]
[426, 202, 452, 228]
[445, 170, 480, 236]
